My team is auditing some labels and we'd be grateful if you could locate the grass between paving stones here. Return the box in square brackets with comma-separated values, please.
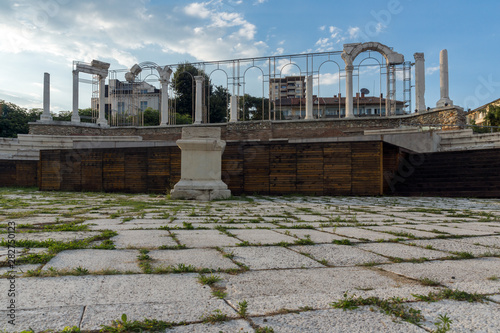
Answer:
[201, 309, 229, 323]
[412, 288, 487, 303]
[0, 230, 117, 268]
[99, 313, 181, 332]
[330, 292, 424, 325]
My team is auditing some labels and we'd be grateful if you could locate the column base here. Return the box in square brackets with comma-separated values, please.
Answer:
[96, 119, 109, 127]
[39, 115, 53, 122]
[170, 180, 231, 201]
[436, 98, 453, 108]
[71, 115, 81, 123]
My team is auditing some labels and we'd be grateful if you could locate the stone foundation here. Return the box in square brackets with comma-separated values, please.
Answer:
[29, 107, 465, 142]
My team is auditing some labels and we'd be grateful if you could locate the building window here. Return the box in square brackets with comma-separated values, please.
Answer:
[140, 101, 148, 111]
[118, 102, 125, 113]
[140, 89, 148, 94]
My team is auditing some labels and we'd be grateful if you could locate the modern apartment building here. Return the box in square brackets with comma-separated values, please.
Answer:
[269, 76, 305, 100]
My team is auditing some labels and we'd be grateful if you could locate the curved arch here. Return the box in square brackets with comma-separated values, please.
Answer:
[342, 42, 404, 66]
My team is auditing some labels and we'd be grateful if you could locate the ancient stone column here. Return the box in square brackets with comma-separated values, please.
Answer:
[345, 65, 354, 118]
[194, 76, 204, 124]
[96, 75, 108, 126]
[40, 72, 53, 122]
[436, 49, 453, 107]
[159, 66, 173, 126]
[71, 70, 80, 122]
[414, 53, 426, 112]
[170, 127, 231, 201]
[230, 95, 238, 122]
[305, 75, 313, 120]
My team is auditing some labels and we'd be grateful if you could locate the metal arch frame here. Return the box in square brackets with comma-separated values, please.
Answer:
[276, 62, 304, 120]
[207, 67, 230, 123]
[242, 65, 266, 121]
[171, 70, 196, 121]
[317, 59, 342, 118]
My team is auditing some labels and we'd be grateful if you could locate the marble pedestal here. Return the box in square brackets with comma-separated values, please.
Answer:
[170, 127, 231, 201]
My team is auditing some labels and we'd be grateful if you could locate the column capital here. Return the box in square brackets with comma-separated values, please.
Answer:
[345, 65, 354, 71]
[194, 76, 205, 82]
[414, 52, 425, 61]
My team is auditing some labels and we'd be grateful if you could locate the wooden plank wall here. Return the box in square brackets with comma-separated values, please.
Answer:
[0, 160, 38, 187]
[36, 141, 388, 195]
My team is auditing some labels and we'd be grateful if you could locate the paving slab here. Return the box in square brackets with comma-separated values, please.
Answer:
[403, 239, 499, 256]
[166, 319, 253, 332]
[252, 308, 426, 333]
[291, 244, 388, 266]
[229, 229, 297, 245]
[356, 243, 449, 260]
[412, 299, 500, 333]
[149, 248, 239, 270]
[7, 216, 74, 225]
[0, 247, 47, 260]
[456, 235, 500, 248]
[111, 230, 177, 249]
[441, 222, 500, 234]
[42, 249, 141, 273]
[364, 225, 440, 238]
[223, 267, 437, 316]
[1, 231, 100, 243]
[223, 246, 324, 270]
[405, 224, 491, 236]
[172, 230, 240, 248]
[0, 306, 85, 331]
[0, 274, 235, 329]
[380, 258, 500, 294]
[325, 227, 401, 241]
[274, 229, 354, 243]
[488, 294, 500, 302]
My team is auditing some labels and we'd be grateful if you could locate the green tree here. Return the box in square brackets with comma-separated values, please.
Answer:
[209, 85, 229, 123]
[171, 62, 206, 117]
[0, 101, 41, 138]
[143, 107, 160, 126]
[485, 105, 500, 129]
[52, 110, 72, 121]
[238, 94, 269, 120]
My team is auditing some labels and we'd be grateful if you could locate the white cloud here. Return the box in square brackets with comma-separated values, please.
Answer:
[426, 66, 440, 75]
[348, 27, 361, 39]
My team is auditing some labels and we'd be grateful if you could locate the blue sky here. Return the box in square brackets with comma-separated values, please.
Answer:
[1, 0, 500, 112]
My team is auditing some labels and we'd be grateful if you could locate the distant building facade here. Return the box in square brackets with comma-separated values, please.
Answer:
[269, 76, 305, 100]
[92, 79, 161, 118]
[466, 97, 500, 125]
[274, 92, 405, 119]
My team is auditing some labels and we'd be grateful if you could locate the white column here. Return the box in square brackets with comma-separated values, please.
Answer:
[414, 53, 426, 112]
[159, 66, 173, 126]
[345, 65, 354, 118]
[194, 76, 204, 124]
[305, 75, 313, 120]
[96, 75, 108, 126]
[40, 72, 52, 122]
[436, 49, 453, 107]
[71, 70, 80, 122]
[230, 95, 238, 122]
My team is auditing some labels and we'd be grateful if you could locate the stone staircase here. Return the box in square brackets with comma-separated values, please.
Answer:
[438, 129, 500, 151]
[0, 134, 143, 160]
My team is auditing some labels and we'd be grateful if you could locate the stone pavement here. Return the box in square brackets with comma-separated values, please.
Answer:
[0, 189, 499, 332]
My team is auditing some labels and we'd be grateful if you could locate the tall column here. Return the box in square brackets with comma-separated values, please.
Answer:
[159, 66, 173, 126]
[230, 95, 238, 122]
[96, 75, 108, 126]
[305, 75, 313, 120]
[436, 49, 453, 107]
[194, 76, 204, 124]
[71, 70, 80, 122]
[345, 65, 354, 118]
[414, 53, 426, 112]
[40, 72, 52, 122]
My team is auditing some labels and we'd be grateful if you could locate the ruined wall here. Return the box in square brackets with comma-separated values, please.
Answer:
[29, 107, 465, 141]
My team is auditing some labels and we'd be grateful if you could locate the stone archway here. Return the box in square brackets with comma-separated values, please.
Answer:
[341, 42, 404, 118]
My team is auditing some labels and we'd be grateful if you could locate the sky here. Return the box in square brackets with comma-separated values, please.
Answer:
[1, 0, 500, 113]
